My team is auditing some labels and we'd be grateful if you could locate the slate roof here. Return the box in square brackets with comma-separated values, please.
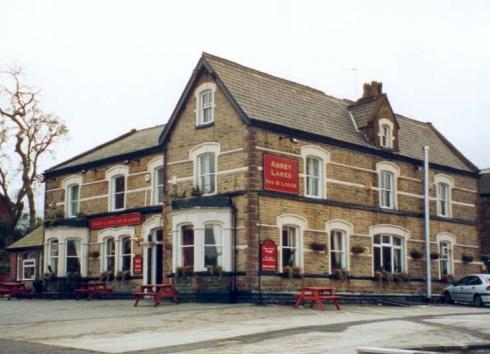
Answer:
[349, 98, 379, 128]
[7, 226, 43, 250]
[200, 53, 476, 173]
[46, 125, 164, 173]
[480, 169, 490, 195]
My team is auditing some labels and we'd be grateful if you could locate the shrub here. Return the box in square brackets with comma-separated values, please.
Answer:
[115, 271, 123, 281]
[410, 249, 423, 260]
[122, 271, 131, 281]
[89, 251, 100, 259]
[207, 265, 223, 277]
[330, 269, 350, 281]
[282, 266, 303, 278]
[462, 254, 474, 263]
[393, 272, 409, 282]
[440, 274, 455, 283]
[176, 266, 194, 278]
[374, 270, 393, 282]
[430, 252, 439, 260]
[310, 242, 327, 252]
[351, 245, 365, 255]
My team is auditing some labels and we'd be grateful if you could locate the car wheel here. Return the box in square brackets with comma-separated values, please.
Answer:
[443, 291, 453, 304]
[474, 294, 484, 307]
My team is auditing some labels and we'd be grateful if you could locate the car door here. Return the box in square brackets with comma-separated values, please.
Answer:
[451, 276, 469, 302]
[462, 276, 483, 302]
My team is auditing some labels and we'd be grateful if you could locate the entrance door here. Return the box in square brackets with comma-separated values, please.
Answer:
[145, 229, 163, 284]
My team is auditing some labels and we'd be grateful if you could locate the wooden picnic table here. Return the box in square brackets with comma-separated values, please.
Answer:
[294, 286, 342, 311]
[133, 283, 179, 307]
[75, 281, 112, 301]
[0, 282, 30, 300]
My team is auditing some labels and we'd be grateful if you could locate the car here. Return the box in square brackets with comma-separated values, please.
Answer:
[443, 273, 490, 307]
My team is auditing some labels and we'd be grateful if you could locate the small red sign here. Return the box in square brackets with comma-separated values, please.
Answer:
[89, 213, 142, 230]
[133, 255, 143, 274]
[263, 154, 299, 194]
[261, 239, 277, 272]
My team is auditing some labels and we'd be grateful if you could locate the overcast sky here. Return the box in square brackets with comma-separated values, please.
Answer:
[1, 0, 489, 180]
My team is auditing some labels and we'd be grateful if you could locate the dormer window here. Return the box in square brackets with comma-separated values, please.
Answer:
[378, 118, 394, 149]
[194, 82, 216, 127]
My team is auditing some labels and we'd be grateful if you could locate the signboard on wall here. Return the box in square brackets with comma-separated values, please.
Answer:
[263, 154, 299, 194]
[261, 239, 277, 272]
[133, 255, 143, 274]
[89, 213, 142, 230]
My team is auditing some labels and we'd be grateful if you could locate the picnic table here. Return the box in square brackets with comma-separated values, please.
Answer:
[133, 283, 179, 307]
[75, 281, 112, 301]
[0, 282, 30, 300]
[293, 286, 342, 311]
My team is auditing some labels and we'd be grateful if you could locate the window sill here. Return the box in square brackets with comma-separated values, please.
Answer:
[196, 122, 215, 130]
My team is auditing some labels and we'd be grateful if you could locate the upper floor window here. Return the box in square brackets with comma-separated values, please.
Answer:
[373, 235, 403, 273]
[378, 118, 394, 149]
[204, 224, 223, 268]
[66, 239, 81, 274]
[48, 240, 59, 275]
[330, 230, 346, 271]
[198, 152, 216, 195]
[154, 166, 164, 204]
[437, 183, 450, 217]
[67, 184, 80, 218]
[376, 162, 399, 210]
[194, 82, 216, 127]
[301, 146, 330, 199]
[111, 175, 125, 211]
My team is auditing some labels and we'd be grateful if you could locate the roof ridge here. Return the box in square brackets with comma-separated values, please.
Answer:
[202, 52, 347, 104]
[395, 113, 430, 126]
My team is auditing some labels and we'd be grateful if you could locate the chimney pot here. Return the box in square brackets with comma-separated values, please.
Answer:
[362, 81, 383, 98]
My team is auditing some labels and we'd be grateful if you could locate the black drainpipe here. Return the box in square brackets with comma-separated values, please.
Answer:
[231, 201, 238, 303]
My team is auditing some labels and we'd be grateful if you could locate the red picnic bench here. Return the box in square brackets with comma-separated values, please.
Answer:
[294, 286, 342, 311]
[75, 282, 112, 301]
[0, 282, 31, 300]
[133, 284, 179, 307]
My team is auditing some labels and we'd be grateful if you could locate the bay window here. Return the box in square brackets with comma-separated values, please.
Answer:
[104, 238, 115, 273]
[373, 235, 403, 273]
[198, 153, 216, 194]
[48, 240, 59, 275]
[330, 230, 346, 270]
[204, 224, 223, 267]
[179, 225, 194, 268]
[66, 239, 81, 274]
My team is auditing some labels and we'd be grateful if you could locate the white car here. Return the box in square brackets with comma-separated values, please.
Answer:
[443, 273, 490, 307]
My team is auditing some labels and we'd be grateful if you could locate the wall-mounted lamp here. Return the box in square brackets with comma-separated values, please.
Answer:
[134, 234, 142, 246]
[279, 135, 299, 144]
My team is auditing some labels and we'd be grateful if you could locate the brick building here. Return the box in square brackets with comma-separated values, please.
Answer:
[7, 226, 44, 283]
[480, 169, 490, 263]
[43, 126, 165, 285]
[43, 53, 481, 298]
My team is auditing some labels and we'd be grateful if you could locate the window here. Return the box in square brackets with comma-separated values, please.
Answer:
[111, 175, 125, 210]
[198, 153, 216, 194]
[67, 184, 80, 217]
[48, 240, 59, 275]
[66, 239, 81, 274]
[120, 237, 132, 272]
[198, 90, 214, 125]
[282, 225, 299, 268]
[330, 230, 346, 270]
[379, 171, 394, 209]
[204, 224, 223, 267]
[381, 124, 391, 148]
[19, 254, 36, 281]
[179, 225, 194, 267]
[373, 235, 403, 273]
[104, 238, 115, 273]
[305, 157, 321, 197]
[437, 183, 450, 217]
[440, 241, 452, 276]
[154, 166, 164, 205]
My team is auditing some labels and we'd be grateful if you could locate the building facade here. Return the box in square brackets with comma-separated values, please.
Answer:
[43, 53, 481, 298]
[480, 169, 490, 265]
[6, 226, 44, 283]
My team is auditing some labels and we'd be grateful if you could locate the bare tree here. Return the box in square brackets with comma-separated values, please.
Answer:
[0, 66, 68, 234]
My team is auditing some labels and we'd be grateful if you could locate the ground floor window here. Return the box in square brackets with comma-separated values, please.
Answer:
[120, 236, 132, 272]
[330, 230, 346, 270]
[48, 239, 59, 275]
[204, 224, 223, 267]
[66, 239, 81, 274]
[104, 238, 115, 273]
[440, 241, 452, 276]
[282, 225, 299, 268]
[179, 225, 194, 268]
[17, 253, 36, 281]
[373, 235, 403, 273]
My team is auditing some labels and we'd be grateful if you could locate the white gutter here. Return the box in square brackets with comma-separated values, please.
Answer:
[423, 146, 432, 299]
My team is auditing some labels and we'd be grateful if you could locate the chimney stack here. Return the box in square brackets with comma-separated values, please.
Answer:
[362, 81, 383, 98]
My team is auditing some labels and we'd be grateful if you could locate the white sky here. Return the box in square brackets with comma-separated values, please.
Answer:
[1, 0, 489, 179]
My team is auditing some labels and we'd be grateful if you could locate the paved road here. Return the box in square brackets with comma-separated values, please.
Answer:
[1, 300, 490, 353]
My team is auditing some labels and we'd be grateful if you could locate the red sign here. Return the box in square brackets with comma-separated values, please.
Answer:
[89, 213, 142, 230]
[133, 255, 143, 274]
[263, 154, 299, 194]
[261, 239, 277, 272]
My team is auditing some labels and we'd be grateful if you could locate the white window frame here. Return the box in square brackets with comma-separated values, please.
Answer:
[434, 174, 454, 218]
[373, 235, 404, 273]
[48, 239, 59, 275]
[376, 162, 400, 210]
[148, 157, 164, 206]
[105, 165, 129, 212]
[330, 230, 347, 271]
[380, 170, 394, 209]
[326, 220, 352, 272]
[67, 184, 80, 218]
[281, 225, 299, 269]
[119, 236, 132, 273]
[301, 146, 330, 199]
[204, 223, 223, 268]
[197, 152, 216, 195]
[194, 82, 216, 127]
[62, 175, 83, 218]
[369, 224, 410, 276]
[277, 214, 305, 272]
[378, 118, 394, 148]
[22, 256, 36, 281]
[97, 226, 136, 276]
[190, 143, 220, 196]
[437, 232, 455, 278]
[65, 238, 82, 274]
[177, 224, 195, 268]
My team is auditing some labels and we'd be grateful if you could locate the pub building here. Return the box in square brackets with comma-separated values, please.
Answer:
[43, 53, 482, 300]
